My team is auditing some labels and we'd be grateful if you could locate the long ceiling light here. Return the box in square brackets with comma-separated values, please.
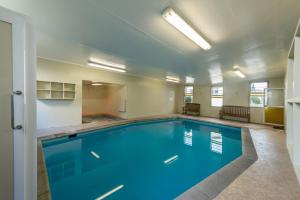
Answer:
[91, 82, 103, 86]
[233, 68, 245, 78]
[88, 60, 126, 73]
[166, 79, 180, 83]
[166, 75, 180, 83]
[162, 8, 211, 50]
[91, 59, 126, 69]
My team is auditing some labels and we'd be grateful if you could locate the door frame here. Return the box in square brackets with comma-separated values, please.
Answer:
[0, 6, 36, 200]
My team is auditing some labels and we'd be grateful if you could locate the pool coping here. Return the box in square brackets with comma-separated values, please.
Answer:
[37, 115, 257, 200]
[175, 127, 257, 200]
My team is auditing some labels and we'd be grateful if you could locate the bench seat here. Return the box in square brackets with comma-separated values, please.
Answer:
[183, 103, 200, 116]
[219, 105, 250, 122]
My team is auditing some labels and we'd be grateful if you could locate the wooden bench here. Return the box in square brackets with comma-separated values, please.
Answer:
[219, 105, 250, 122]
[183, 103, 200, 116]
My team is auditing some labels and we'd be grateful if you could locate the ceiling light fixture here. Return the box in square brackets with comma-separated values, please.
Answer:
[90, 59, 126, 69]
[88, 60, 126, 73]
[166, 75, 180, 83]
[233, 68, 245, 78]
[91, 82, 103, 86]
[162, 8, 211, 50]
[166, 79, 180, 83]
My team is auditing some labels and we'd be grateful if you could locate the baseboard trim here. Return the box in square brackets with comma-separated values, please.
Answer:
[287, 143, 300, 184]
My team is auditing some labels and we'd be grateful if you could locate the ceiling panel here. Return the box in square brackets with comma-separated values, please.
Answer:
[0, 0, 299, 84]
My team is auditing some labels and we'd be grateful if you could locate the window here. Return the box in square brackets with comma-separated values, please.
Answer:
[184, 86, 193, 103]
[249, 81, 268, 107]
[211, 86, 223, 107]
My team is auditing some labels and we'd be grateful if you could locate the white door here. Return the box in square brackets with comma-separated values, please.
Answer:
[0, 19, 14, 200]
[0, 6, 36, 200]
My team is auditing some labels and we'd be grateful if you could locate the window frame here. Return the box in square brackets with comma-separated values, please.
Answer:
[249, 81, 269, 108]
[211, 86, 224, 107]
[184, 85, 194, 103]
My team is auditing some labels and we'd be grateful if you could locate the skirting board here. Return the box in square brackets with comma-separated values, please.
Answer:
[287, 143, 300, 184]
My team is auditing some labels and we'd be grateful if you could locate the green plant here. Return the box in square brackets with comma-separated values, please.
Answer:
[251, 96, 261, 105]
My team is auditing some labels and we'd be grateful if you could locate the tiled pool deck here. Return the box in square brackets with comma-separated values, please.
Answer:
[37, 115, 300, 200]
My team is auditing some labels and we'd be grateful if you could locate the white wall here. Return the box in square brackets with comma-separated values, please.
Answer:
[37, 58, 178, 129]
[178, 77, 285, 124]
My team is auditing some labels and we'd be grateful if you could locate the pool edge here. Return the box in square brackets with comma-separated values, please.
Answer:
[38, 114, 246, 141]
[37, 141, 52, 200]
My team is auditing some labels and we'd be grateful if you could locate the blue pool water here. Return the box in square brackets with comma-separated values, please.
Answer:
[43, 119, 242, 200]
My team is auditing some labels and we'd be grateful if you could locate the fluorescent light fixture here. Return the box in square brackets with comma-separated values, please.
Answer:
[90, 151, 100, 159]
[162, 8, 211, 50]
[233, 68, 245, 78]
[164, 155, 178, 164]
[91, 82, 103, 86]
[166, 79, 180, 83]
[90, 58, 126, 69]
[166, 75, 180, 83]
[88, 60, 126, 73]
[96, 185, 124, 200]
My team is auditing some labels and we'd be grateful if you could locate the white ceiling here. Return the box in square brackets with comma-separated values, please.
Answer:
[1, 0, 300, 84]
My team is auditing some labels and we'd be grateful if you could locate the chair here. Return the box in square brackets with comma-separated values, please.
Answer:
[183, 103, 200, 116]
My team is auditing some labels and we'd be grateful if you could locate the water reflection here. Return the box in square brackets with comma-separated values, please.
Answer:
[184, 130, 193, 146]
[164, 155, 179, 165]
[96, 184, 124, 200]
[210, 132, 222, 154]
[47, 157, 76, 183]
[90, 151, 100, 159]
[45, 139, 81, 183]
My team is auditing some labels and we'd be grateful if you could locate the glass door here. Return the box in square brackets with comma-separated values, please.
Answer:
[264, 88, 285, 126]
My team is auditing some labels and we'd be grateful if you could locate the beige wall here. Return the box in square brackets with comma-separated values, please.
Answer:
[37, 58, 284, 128]
[82, 83, 124, 117]
[178, 77, 285, 124]
[82, 83, 108, 116]
[37, 58, 178, 129]
[105, 85, 124, 117]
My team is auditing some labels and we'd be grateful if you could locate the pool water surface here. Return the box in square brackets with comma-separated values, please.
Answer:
[43, 119, 242, 200]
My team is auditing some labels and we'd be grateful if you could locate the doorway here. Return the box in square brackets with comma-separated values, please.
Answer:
[82, 80, 126, 123]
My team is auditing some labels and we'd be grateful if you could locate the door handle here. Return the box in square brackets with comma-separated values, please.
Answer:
[11, 91, 23, 130]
